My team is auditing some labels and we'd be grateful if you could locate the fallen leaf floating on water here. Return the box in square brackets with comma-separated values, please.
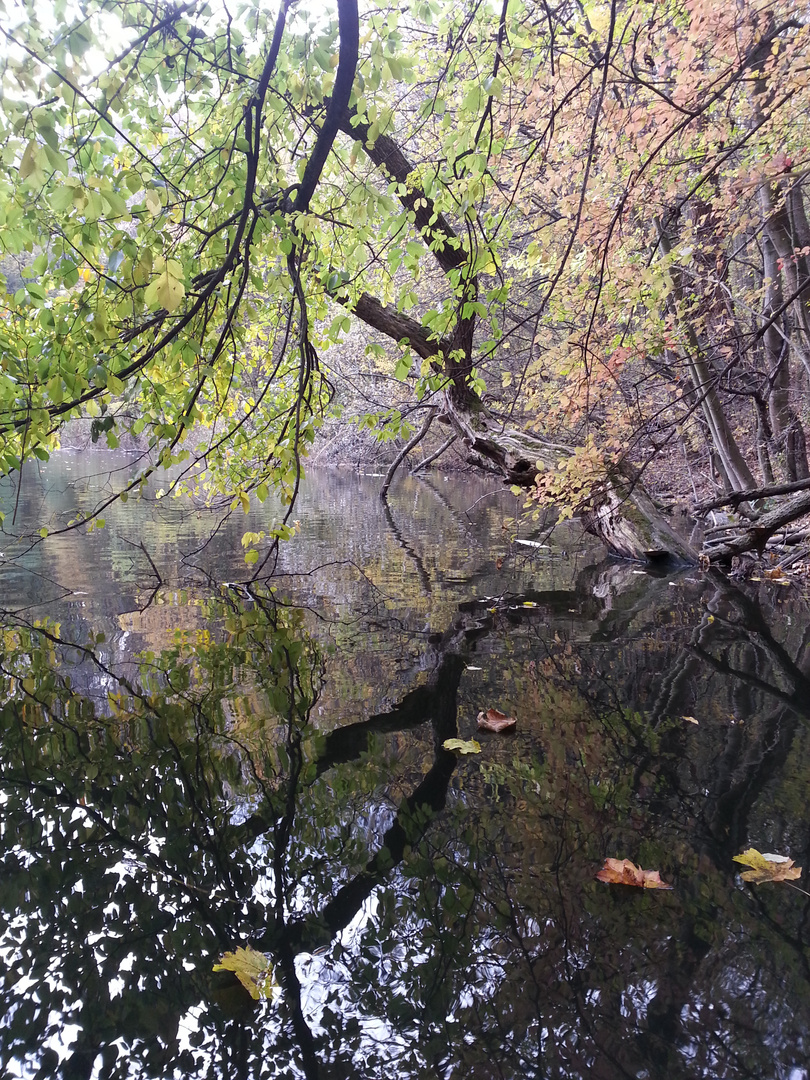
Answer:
[477, 707, 517, 733]
[733, 848, 803, 884]
[213, 946, 279, 1001]
[595, 858, 674, 890]
[442, 738, 481, 755]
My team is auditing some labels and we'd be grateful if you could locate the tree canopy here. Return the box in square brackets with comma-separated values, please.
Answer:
[2, 0, 810, 565]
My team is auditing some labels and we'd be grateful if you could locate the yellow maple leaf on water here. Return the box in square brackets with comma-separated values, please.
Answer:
[213, 946, 280, 1001]
[442, 738, 481, 755]
[733, 848, 803, 884]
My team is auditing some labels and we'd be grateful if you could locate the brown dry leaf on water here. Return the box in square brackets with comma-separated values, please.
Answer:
[733, 848, 803, 884]
[477, 707, 517, 733]
[596, 858, 674, 890]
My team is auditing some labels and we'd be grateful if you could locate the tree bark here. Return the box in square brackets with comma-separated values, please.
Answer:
[702, 489, 810, 561]
[656, 220, 757, 493]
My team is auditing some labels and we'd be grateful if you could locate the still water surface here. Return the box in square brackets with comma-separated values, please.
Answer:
[0, 451, 809, 1079]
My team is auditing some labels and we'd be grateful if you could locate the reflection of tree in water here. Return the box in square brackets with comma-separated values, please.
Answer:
[0, 575, 809, 1079]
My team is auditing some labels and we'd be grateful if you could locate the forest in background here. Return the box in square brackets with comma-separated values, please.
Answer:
[1, 0, 810, 568]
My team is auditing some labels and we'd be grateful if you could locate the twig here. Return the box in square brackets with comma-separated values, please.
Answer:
[12, 412, 30, 527]
[122, 538, 163, 611]
[412, 434, 456, 473]
[380, 408, 436, 499]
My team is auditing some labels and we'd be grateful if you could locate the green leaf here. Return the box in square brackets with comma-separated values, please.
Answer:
[50, 185, 76, 211]
[102, 189, 128, 217]
[394, 357, 412, 380]
[20, 140, 40, 180]
[43, 144, 69, 174]
[123, 171, 143, 193]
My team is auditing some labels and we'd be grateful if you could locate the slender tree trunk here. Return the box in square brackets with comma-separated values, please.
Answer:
[760, 180, 810, 378]
[380, 408, 436, 498]
[656, 221, 757, 492]
[759, 186, 810, 480]
[412, 434, 457, 473]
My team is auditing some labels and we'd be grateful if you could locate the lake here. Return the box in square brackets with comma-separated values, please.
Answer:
[1, 450, 808, 1080]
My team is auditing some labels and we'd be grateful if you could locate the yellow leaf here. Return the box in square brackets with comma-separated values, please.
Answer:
[144, 189, 161, 216]
[145, 270, 185, 312]
[442, 738, 481, 755]
[156, 270, 185, 312]
[213, 946, 279, 1001]
[733, 848, 803, 884]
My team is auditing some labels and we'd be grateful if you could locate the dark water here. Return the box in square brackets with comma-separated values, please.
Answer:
[1, 452, 809, 1080]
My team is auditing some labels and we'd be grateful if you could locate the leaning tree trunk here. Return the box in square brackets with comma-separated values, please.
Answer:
[328, 107, 697, 564]
[439, 391, 697, 562]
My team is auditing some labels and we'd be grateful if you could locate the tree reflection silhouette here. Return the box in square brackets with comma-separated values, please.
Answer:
[1, 575, 809, 1079]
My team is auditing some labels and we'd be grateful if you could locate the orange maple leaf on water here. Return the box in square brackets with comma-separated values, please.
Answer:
[596, 858, 674, 890]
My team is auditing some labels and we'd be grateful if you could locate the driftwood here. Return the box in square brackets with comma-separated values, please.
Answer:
[702, 489, 810, 560]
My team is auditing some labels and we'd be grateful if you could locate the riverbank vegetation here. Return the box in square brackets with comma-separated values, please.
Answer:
[1, 0, 810, 567]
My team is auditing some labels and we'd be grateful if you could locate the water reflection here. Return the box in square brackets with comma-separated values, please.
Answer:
[0, 555, 809, 1079]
